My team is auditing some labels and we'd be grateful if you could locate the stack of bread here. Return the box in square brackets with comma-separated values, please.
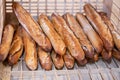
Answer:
[0, 2, 120, 70]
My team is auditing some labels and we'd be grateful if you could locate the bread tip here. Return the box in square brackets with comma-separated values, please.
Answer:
[77, 58, 87, 66]
[39, 13, 46, 17]
[65, 12, 70, 15]
[51, 13, 56, 17]
[63, 12, 70, 19]
[8, 59, 14, 66]
[76, 12, 81, 15]
[84, 3, 92, 6]
[12, 2, 19, 8]
[99, 12, 107, 16]
[84, 3, 93, 9]
[51, 13, 58, 17]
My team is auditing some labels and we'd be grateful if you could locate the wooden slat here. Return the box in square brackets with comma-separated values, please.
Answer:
[89, 69, 103, 80]
[68, 70, 80, 80]
[104, 59, 118, 69]
[95, 59, 107, 68]
[111, 68, 120, 80]
[113, 58, 120, 68]
[79, 69, 91, 80]
[86, 63, 97, 69]
[100, 69, 114, 80]
[5, 0, 104, 16]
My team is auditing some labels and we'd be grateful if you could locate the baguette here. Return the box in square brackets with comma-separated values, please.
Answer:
[76, 13, 103, 54]
[0, 24, 14, 62]
[51, 50, 64, 69]
[51, 13, 86, 65]
[22, 28, 37, 70]
[12, 2, 52, 52]
[99, 12, 120, 51]
[63, 50, 75, 69]
[84, 3, 113, 51]
[64, 13, 94, 59]
[101, 49, 112, 62]
[8, 26, 23, 65]
[38, 46, 52, 70]
[38, 14, 66, 56]
[112, 49, 120, 61]
[93, 52, 99, 62]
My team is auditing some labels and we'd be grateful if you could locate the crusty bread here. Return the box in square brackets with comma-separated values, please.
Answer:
[63, 50, 75, 69]
[0, 24, 14, 62]
[38, 46, 52, 70]
[8, 26, 23, 65]
[51, 13, 86, 65]
[51, 50, 64, 69]
[38, 14, 66, 56]
[64, 13, 94, 59]
[99, 12, 120, 51]
[22, 28, 38, 70]
[13, 2, 52, 52]
[84, 3, 113, 52]
[76, 13, 103, 54]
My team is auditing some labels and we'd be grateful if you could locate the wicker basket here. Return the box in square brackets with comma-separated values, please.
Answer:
[0, 0, 120, 80]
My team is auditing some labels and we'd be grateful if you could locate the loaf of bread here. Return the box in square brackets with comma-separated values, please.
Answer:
[64, 13, 94, 59]
[51, 50, 64, 69]
[0, 24, 14, 62]
[63, 50, 75, 69]
[38, 14, 66, 56]
[84, 3, 113, 52]
[22, 28, 38, 70]
[12, 2, 52, 52]
[8, 26, 23, 65]
[99, 12, 120, 51]
[38, 46, 52, 70]
[51, 13, 86, 65]
[76, 13, 103, 54]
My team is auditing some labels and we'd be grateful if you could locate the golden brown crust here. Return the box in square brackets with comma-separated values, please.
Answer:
[0, 24, 14, 62]
[64, 13, 94, 59]
[84, 3, 113, 51]
[12, 2, 52, 52]
[101, 49, 112, 62]
[63, 50, 75, 69]
[93, 52, 99, 62]
[38, 46, 52, 70]
[76, 13, 103, 54]
[99, 12, 120, 51]
[99, 12, 115, 31]
[112, 49, 120, 61]
[8, 26, 23, 65]
[38, 14, 66, 56]
[51, 13, 85, 65]
[22, 28, 38, 70]
[51, 50, 64, 69]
